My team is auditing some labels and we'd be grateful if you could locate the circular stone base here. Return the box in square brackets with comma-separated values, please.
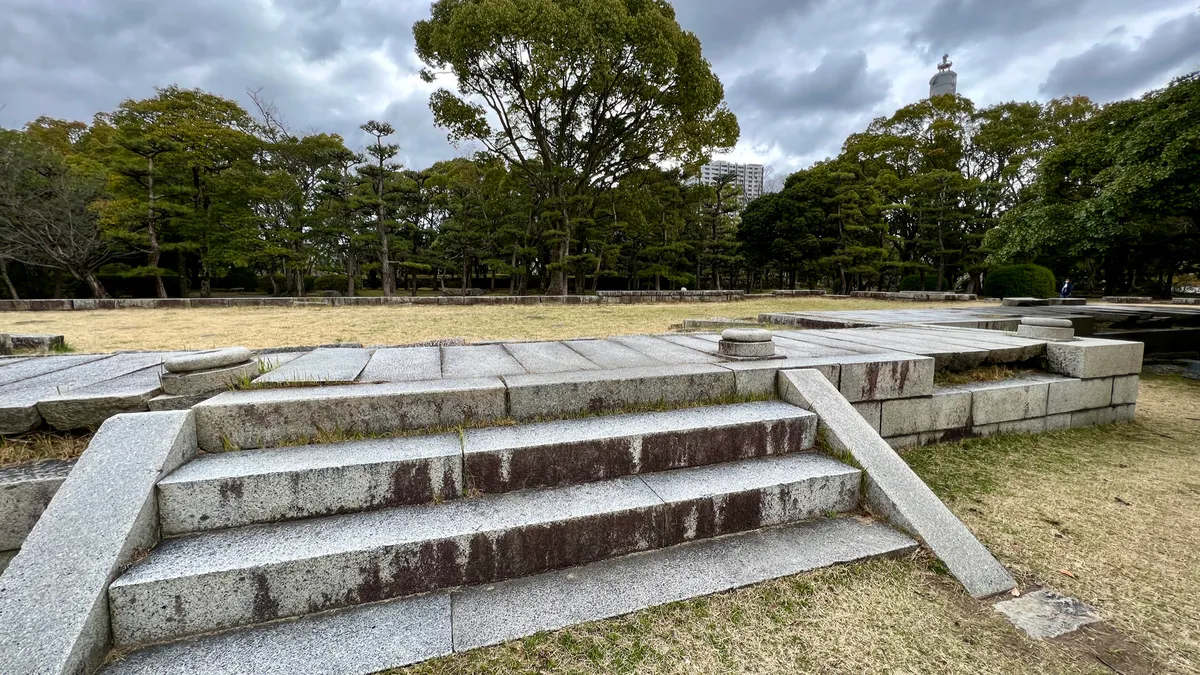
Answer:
[719, 340, 775, 358]
[720, 328, 772, 343]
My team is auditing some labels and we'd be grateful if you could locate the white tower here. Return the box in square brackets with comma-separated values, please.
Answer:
[929, 54, 958, 98]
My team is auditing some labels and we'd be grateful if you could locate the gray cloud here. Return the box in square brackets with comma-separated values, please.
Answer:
[1039, 12, 1200, 100]
[1, 0, 1197, 174]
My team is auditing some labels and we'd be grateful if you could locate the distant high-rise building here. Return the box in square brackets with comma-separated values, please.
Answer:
[697, 161, 764, 205]
[929, 54, 958, 98]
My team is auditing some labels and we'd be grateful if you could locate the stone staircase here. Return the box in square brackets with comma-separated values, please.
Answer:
[102, 401, 916, 671]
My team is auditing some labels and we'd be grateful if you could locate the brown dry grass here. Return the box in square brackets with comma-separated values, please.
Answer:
[396, 375, 1200, 675]
[0, 298, 993, 352]
[0, 432, 91, 467]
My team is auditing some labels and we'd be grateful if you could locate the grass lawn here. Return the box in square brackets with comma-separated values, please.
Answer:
[0, 298, 993, 352]
[394, 374, 1200, 675]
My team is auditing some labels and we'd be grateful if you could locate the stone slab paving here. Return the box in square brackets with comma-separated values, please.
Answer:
[608, 335, 722, 364]
[255, 347, 374, 385]
[357, 346, 441, 382]
[503, 341, 601, 374]
[441, 344, 525, 379]
[562, 339, 661, 369]
[37, 365, 167, 431]
[0, 354, 110, 388]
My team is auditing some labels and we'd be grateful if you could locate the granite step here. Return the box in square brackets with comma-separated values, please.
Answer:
[110, 452, 861, 646]
[159, 402, 818, 535]
[103, 517, 914, 675]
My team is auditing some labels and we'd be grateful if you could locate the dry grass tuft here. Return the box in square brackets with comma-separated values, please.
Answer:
[394, 375, 1200, 675]
[0, 298, 992, 352]
[934, 364, 1042, 386]
[0, 431, 91, 467]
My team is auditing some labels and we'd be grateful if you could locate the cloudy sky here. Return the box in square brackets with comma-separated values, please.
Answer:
[2, 0, 1198, 174]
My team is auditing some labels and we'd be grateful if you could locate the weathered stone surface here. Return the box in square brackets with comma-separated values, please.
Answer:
[1017, 324, 1075, 340]
[718, 340, 775, 358]
[838, 353, 935, 402]
[193, 378, 507, 451]
[994, 589, 1102, 639]
[148, 393, 212, 412]
[441, 344, 526, 378]
[103, 592, 452, 675]
[109, 453, 858, 646]
[562, 339, 661, 369]
[720, 329, 772, 343]
[503, 341, 600, 374]
[1111, 375, 1140, 405]
[503, 364, 735, 421]
[1046, 413, 1073, 431]
[0, 334, 10, 356]
[717, 358, 840, 397]
[161, 360, 258, 396]
[464, 402, 816, 493]
[806, 329, 990, 371]
[0, 460, 74, 551]
[452, 518, 914, 651]
[853, 401, 881, 433]
[1113, 403, 1136, 422]
[0, 550, 13, 576]
[1002, 297, 1049, 306]
[998, 417, 1047, 435]
[1047, 298, 1086, 306]
[9, 334, 65, 352]
[1046, 377, 1113, 415]
[880, 389, 971, 437]
[1102, 296, 1153, 304]
[609, 335, 721, 364]
[158, 434, 464, 535]
[0, 411, 196, 675]
[358, 346, 442, 383]
[967, 378, 1050, 425]
[1021, 317, 1071, 328]
[164, 348, 253, 374]
[255, 347, 373, 385]
[1072, 405, 1135, 427]
[1046, 338, 1144, 379]
[779, 369, 1016, 598]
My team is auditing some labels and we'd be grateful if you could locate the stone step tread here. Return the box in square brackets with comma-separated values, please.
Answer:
[115, 452, 858, 588]
[103, 518, 914, 675]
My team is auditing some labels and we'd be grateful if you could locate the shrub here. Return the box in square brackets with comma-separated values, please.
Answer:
[311, 275, 350, 292]
[982, 264, 1057, 299]
[899, 275, 940, 292]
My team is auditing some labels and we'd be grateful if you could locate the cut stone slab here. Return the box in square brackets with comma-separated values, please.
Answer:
[994, 589, 1102, 639]
[148, 393, 212, 412]
[0, 354, 110, 389]
[720, 328, 772, 343]
[880, 389, 971, 438]
[164, 348, 253, 374]
[719, 340, 775, 358]
[503, 341, 601, 374]
[453, 517, 916, 651]
[1017, 324, 1074, 340]
[158, 433, 464, 535]
[882, 327, 1046, 365]
[0, 459, 74, 551]
[358, 347, 441, 383]
[1046, 338, 1144, 379]
[1111, 375, 1140, 405]
[1023, 317, 1074, 328]
[562, 339, 662, 369]
[192, 377, 507, 451]
[463, 401, 817, 493]
[0, 411, 196, 675]
[9, 334, 65, 352]
[609, 335, 722, 364]
[161, 360, 258, 396]
[837, 353, 935, 402]
[966, 378, 1052, 425]
[441, 344, 525, 379]
[503, 364, 735, 421]
[806, 329, 989, 371]
[36, 365, 166, 431]
[254, 348, 373, 385]
[101, 592, 452, 675]
[779, 369, 1016, 599]
[1046, 377, 1113, 415]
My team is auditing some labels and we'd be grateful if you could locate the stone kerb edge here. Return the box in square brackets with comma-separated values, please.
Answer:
[777, 368, 1017, 599]
[0, 410, 197, 675]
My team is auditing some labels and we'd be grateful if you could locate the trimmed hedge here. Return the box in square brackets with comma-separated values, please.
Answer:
[899, 275, 940, 292]
[983, 264, 1057, 299]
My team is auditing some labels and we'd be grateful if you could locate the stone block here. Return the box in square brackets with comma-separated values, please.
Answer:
[837, 354, 935, 403]
[1113, 404, 1136, 422]
[0, 411, 196, 675]
[1046, 413, 1073, 431]
[502, 342, 600, 374]
[880, 389, 971, 437]
[1017, 325, 1075, 340]
[10, 334, 65, 352]
[158, 434, 464, 535]
[1071, 406, 1118, 428]
[1102, 296, 1153, 304]
[998, 417, 1047, 436]
[1046, 338, 1143, 379]
[0, 460, 73, 551]
[1046, 377, 1113, 415]
[886, 434, 921, 450]
[1002, 298, 1048, 307]
[359, 347, 442, 382]
[1047, 298, 1086, 306]
[164, 348, 253, 374]
[503, 365, 735, 421]
[717, 358, 839, 397]
[192, 378, 507, 451]
[967, 378, 1049, 425]
[464, 402, 816, 493]
[562, 340, 660, 369]
[161, 360, 259, 396]
[1111, 375, 1140, 405]
[779, 369, 1016, 598]
[0, 334, 11, 355]
[853, 401, 881, 433]
[718, 340, 774, 358]
[255, 347, 373, 384]
[148, 392, 212, 411]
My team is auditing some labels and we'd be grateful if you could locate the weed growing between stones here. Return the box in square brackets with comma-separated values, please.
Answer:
[0, 431, 90, 467]
[935, 363, 1041, 386]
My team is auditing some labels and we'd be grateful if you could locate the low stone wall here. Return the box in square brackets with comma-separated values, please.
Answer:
[850, 291, 978, 302]
[772, 290, 827, 297]
[1102, 296, 1155, 304]
[1173, 297, 1199, 305]
[0, 292, 751, 312]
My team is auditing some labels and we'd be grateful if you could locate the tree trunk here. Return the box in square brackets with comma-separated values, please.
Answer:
[81, 270, 109, 299]
[146, 157, 168, 299]
[347, 251, 356, 297]
[0, 260, 19, 300]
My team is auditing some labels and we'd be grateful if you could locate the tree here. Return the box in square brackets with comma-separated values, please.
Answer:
[359, 121, 402, 297]
[414, 0, 739, 294]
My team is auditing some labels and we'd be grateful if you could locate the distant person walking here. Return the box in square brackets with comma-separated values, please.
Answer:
[1060, 278, 1074, 298]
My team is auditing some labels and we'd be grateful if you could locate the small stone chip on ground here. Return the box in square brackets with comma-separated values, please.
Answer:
[993, 589, 1102, 639]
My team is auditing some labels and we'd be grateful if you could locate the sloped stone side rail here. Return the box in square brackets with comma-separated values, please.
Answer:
[0, 411, 196, 675]
[778, 368, 1016, 599]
